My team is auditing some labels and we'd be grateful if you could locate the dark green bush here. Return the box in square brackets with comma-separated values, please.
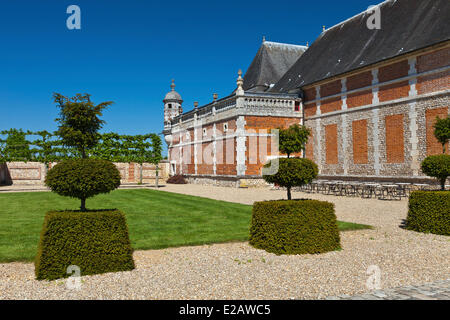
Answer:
[405, 191, 450, 236]
[45, 158, 121, 211]
[35, 210, 135, 280]
[249, 200, 341, 255]
[167, 174, 187, 184]
[263, 157, 318, 200]
[421, 154, 450, 190]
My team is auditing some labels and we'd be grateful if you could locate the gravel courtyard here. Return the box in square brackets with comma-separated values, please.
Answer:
[0, 184, 449, 300]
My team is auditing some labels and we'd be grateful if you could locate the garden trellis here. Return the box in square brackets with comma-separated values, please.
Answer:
[0, 130, 162, 180]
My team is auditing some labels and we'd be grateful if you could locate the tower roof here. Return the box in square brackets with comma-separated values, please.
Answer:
[163, 79, 183, 103]
[243, 40, 307, 93]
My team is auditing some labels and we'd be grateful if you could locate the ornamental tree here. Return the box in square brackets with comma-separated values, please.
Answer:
[433, 116, 450, 154]
[421, 154, 450, 191]
[45, 159, 121, 211]
[53, 93, 113, 158]
[279, 124, 311, 158]
[263, 158, 318, 200]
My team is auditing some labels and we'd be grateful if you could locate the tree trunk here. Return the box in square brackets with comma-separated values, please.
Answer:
[80, 198, 86, 212]
[287, 186, 292, 200]
[139, 164, 143, 184]
[441, 178, 446, 191]
[155, 165, 159, 188]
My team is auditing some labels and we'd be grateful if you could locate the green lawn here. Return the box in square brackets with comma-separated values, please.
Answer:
[0, 189, 371, 262]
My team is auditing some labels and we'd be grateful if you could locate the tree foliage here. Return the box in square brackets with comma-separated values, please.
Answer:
[433, 116, 450, 154]
[279, 124, 311, 158]
[263, 157, 318, 200]
[45, 159, 121, 211]
[53, 93, 113, 158]
[421, 154, 450, 191]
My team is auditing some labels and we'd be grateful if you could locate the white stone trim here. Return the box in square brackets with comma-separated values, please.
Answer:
[409, 102, 419, 176]
[236, 116, 247, 176]
[372, 108, 380, 176]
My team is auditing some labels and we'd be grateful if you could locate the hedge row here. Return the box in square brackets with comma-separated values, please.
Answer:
[249, 200, 341, 255]
[406, 191, 450, 236]
[35, 210, 135, 280]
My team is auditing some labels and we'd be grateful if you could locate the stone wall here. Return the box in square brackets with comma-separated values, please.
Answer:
[303, 40, 449, 182]
[0, 161, 170, 186]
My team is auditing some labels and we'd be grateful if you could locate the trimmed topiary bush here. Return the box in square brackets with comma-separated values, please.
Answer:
[35, 210, 135, 280]
[45, 158, 121, 211]
[421, 154, 450, 190]
[263, 157, 318, 200]
[167, 174, 187, 184]
[405, 191, 450, 236]
[249, 200, 341, 255]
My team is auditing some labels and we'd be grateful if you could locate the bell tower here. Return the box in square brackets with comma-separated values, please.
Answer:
[163, 79, 183, 123]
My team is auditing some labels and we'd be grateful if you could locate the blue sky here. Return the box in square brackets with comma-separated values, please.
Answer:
[0, 0, 380, 149]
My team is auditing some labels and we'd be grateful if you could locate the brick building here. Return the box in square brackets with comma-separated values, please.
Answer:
[163, 0, 450, 187]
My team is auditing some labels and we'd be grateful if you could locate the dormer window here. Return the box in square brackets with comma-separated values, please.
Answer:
[294, 101, 301, 112]
[168, 104, 172, 109]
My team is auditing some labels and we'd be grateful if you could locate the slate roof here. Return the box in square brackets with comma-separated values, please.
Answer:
[243, 41, 307, 93]
[271, 0, 450, 93]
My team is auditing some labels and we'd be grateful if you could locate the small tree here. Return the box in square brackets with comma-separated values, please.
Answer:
[46, 159, 121, 211]
[433, 116, 450, 154]
[47, 93, 119, 211]
[279, 124, 311, 158]
[421, 155, 450, 191]
[263, 158, 318, 200]
[54, 93, 113, 158]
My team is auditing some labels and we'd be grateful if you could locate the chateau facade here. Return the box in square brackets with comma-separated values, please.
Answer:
[163, 0, 450, 187]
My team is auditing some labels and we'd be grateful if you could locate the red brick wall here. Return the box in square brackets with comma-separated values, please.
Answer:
[245, 116, 300, 131]
[325, 124, 338, 164]
[378, 60, 409, 83]
[417, 70, 450, 95]
[347, 89, 373, 108]
[216, 138, 237, 175]
[321, 97, 342, 114]
[385, 114, 405, 163]
[417, 47, 450, 73]
[197, 142, 214, 175]
[320, 80, 342, 98]
[379, 81, 409, 102]
[304, 103, 317, 117]
[352, 120, 368, 164]
[426, 107, 449, 155]
[303, 88, 316, 101]
[347, 71, 373, 91]
[128, 163, 135, 182]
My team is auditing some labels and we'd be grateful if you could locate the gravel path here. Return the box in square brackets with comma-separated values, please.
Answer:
[0, 184, 449, 300]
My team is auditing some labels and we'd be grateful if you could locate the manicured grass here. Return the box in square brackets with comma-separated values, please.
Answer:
[0, 189, 371, 262]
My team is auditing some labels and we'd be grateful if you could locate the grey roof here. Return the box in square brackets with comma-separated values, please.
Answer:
[243, 41, 307, 93]
[163, 80, 183, 102]
[271, 0, 450, 93]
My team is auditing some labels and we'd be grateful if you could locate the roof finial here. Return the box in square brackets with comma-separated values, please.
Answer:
[213, 93, 218, 102]
[306, 41, 309, 47]
[262, 35, 266, 43]
[194, 101, 199, 110]
[322, 25, 326, 32]
[170, 79, 175, 91]
[236, 69, 244, 96]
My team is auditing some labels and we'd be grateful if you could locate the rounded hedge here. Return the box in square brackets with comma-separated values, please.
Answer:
[249, 200, 341, 255]
[421, 154, 450, 190]
[45, 158, 121, 201]
[406, 191, 450, 236]
[263, 158, 318, 187]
